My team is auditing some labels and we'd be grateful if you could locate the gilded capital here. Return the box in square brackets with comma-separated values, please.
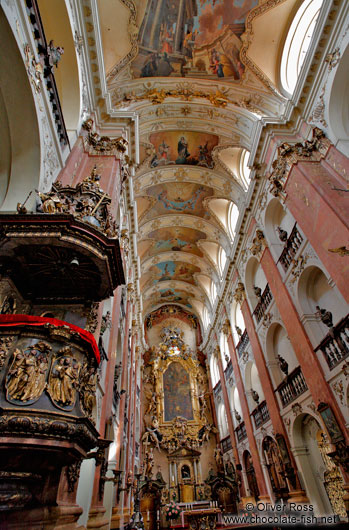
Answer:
[221, 318, 231, 336]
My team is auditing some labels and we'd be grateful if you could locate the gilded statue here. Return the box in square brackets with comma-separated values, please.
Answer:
[48, 356, 80, 407]
[6, 342, 51, 403]
[233, 282, 245, 304]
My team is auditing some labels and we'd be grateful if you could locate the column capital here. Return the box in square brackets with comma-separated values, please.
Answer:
[221, 318, 232, 337]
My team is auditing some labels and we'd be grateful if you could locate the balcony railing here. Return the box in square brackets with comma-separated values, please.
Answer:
[237, 329, 249, 358]
[251, 400, 270, 428]
[221, 436, 232, 453]
[277, 223, 303, 272]
[214, 381, 222, 398]
[253, 284, 273, 323]
[277, 366, 308, 407]
[315, 314, 349, 370]
[225, 360, 233, 380]
[235, 422, 247, 442]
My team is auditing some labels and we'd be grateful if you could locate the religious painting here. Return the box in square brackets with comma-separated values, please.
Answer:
[163, 362, 194, 421]
[149, 131, 218, 168]
[147, 227, 206, 257]
[142, 182, 213, 222]
[133, 0, 258, 80]
[317, 402, 344, 444]
[150, 260, 201, 285]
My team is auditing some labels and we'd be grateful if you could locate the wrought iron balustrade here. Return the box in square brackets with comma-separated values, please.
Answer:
[251, 400, 270, 428]
[235, 422, 247, 442]
[278, 223, 303, 271]
[253, 284, 273, 323]
[236, 329, 249, 358]
[277, 366, 308, 407]
[314, 314, 349, 369]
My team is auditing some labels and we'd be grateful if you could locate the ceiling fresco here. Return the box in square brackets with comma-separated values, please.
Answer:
[149, 131, 219, 168]
[140, 182, 214, 222]
[146, 227, 206, 257]
[146, 287, 194, 309]
[148, 260, 201, 286]
[132, 0, 258, 80]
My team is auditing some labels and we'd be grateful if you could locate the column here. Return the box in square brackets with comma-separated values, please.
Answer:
[226, 330, 270, 502]
[213, 345, 244, 486]
[148, 0, 165, 49]
[87, 286, 123, 530]
[284, 151, 349, 302]
[240, 296, 308, 502]
[174, 0, 185, 52]
[260, 245, 349, 445]
[110, 294, 133, 529]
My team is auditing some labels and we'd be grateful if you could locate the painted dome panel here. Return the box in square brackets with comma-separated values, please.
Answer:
[146, 227, 206, 257]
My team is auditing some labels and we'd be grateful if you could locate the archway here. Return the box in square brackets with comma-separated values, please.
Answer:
[0, 9, 41, 211]
[293, 413, 346, 517]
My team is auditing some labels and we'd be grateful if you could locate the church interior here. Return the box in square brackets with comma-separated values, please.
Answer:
[0, 0, 349, 528]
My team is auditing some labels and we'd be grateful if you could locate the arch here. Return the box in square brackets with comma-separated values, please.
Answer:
[243, 450, 260, 498]
[210, 355, 220, 388]
[328, 42, 349, 157]
[292, 413, 346, 517]
[244, 361, 264, 412]
[0, 9, 40, 211]
[265, 323, 298, 388]
[297, 265, 347, 345]
[244, 257, 267, 311]
[264, 198, 296, 261]
[230, 301, 245, 346]
[37, 0, 82, 142]
[217, 402, 229, 440]
[219, 332, 229, 370]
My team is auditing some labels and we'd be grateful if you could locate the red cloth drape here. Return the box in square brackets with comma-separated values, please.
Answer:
[0, 314, 100, 363]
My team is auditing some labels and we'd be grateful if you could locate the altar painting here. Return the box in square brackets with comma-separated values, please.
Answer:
[147, 227, 206, 257]
[149, 131, 218, 168]
[163, 362, 193, 421]
[133, 0, 258, 80]
[143, 182, 213, 221]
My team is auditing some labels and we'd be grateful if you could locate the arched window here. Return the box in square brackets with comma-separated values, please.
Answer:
[217, 403, 228, 440]
[218, 247, 227, 277]
[280, 0, 323, 94]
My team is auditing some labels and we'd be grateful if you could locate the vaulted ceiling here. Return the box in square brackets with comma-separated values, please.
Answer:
[94, 0, 300, 331]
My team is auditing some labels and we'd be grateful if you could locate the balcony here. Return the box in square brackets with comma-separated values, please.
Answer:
[277, 223, 303, 272]
[236, 329, 249, 358]
[277, 366, 308, 407]
[0, 315, 101, 510]
[253, 284, 273, 323]
[235, 422, 247, 442]
[314, 314, 349, 369]
[251, 400, 270, 428]
[221, 435, 232, 453]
